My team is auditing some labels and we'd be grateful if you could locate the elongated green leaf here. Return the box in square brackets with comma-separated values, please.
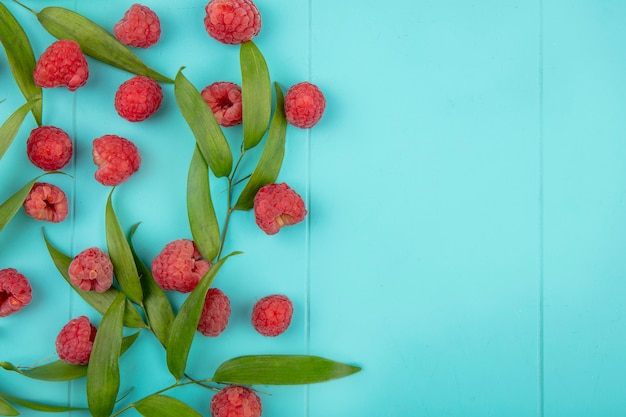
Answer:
[106, 189, 143, 304]
[43, 231, 146, 328]
[241, 41, 271, 150]
[174, 70, 232, 178]
[134, 395, 202, 417]
[187, 146, 219, 261]
[0, 396, 18, 416]
[0, 100, 39, 162]
[235, 83, 287, 210]
[129, 224, 174, 347]
[213, 355, 361, 385]
[0, 5, 41, 125]
[87, 292, 125, 417]
[0, 391, 85, 413]
[35, 7, 172, 83]
[0, 174, 40, 233]
[166, 253, 240, 380]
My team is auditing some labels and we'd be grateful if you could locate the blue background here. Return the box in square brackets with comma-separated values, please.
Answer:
[1, 0, 626, 415]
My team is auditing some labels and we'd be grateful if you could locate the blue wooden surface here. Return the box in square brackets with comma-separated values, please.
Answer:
[1, 0, 625, 416]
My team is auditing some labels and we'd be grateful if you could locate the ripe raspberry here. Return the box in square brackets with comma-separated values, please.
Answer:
[0, 268, 32, 318]
[197, 288, 230, 336]
[26, 126, 73, 171]
[151, 239, 211, 293]
[284, 82, 326, 128]
[23, 182, 69, 223]
[55, 316, 97, 365]
[114, 76, 163, 122]
[210, 386, 262, 417]
[251, 294, 293, 337]
[92, 135, 141, 186]
[201, 82, 242, 127]
[33, 40, 89, 91]
[204, 0, 262, 45]
[68, 248, 114, 293]
[253, 183, 307, 235]
[114, 4, 161, 48]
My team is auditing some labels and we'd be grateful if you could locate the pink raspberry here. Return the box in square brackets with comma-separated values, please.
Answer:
[68, 248, 114, 293]
[33, 40, 89, 91]
[210, 386, 262, 417]
[204, 0, 262, 45]
[197, 288, 230, 337]
[55, 316, 97, 365]
[201, 82, 242, 127]
[114, 76, 163, 122]
[0, 268, 32, 317]
[284, 82, 326, 128]
[26, 126, 73, 171]
[151, 239, 211, 293]
[253, 183, 306, 235]
[251, 294, 293, 337]
[23, 182, 69, 223]
[92, 135, 141, 186]
[114, 4, 161, 48]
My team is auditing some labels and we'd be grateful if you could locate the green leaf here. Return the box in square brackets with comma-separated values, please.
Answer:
[0, 396, 19, 416]
[213, 355, 361, 385]
[174, 69, 232, 178]
[0, 100, 40, 162]
[0, 4, 42, 125]
[134, 395, 203, 417]
[43, 231, 146, 328]
[0, 391, 85, 413]
[240, 41, 271, 150]
[105, 189, 143, 304]
[129, 224, 174, 347]
[234, 83, 287, 210]
[0, 174, 41, 233]
[166, 253, 240, 380]
[187, 145, 220, 261]
[87, 292, 125, 417]
[35, 7, 172, 83]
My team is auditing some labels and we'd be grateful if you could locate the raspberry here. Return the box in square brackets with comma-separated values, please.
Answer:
[284, 82, 326, 128]
[92, 135, 141, 186]
[0, 268, 32, 317]
[33, 40, 88, 91]
[253, 183, 306, 235]
[204, 0, 261, 45]
[151, 239, 211, 293]
[201, 82, 242, 127]
[23, 182, 69, 223]
[114, 76, 163, 122]
[210, 386, 262, 417]
[197, 288, 230, 336]
[251, 294, 293, 337]
[26, 126, 73, 171]
[68, 248, 114, 293]
[114, 4, 161, 48]
[55, 316, 97, 365]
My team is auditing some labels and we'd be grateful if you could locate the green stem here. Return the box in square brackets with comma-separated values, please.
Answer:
[11, 0, 37, 14]
[217, 147, 246, 260]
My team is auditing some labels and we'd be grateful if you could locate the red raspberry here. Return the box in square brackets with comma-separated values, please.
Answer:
[201, 82, 242, 127]
[151, 239, 211, 293]
[0, 268, 32, 318]
[23, 182, 69, 223]
[253, 183, 307, 235]
[284, 82, 326, 128]
[210, 386, 262, 417]
[55, 316, 97, 365]
[197, 288, 230, 336]
[251, 294, 293, 337]
[204, 0, 261, 45]
[68, 248, 114, 293]
[92, 135, 141, 186]
[33, 40, 89, 91]
[114, 4, 161, 48]
[114, 76, 163, 122]
[26, 126, 73, 171]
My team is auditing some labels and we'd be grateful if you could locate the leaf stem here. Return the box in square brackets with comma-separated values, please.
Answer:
[217, 148, 247, 261]
[11, 0, 37, 14]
